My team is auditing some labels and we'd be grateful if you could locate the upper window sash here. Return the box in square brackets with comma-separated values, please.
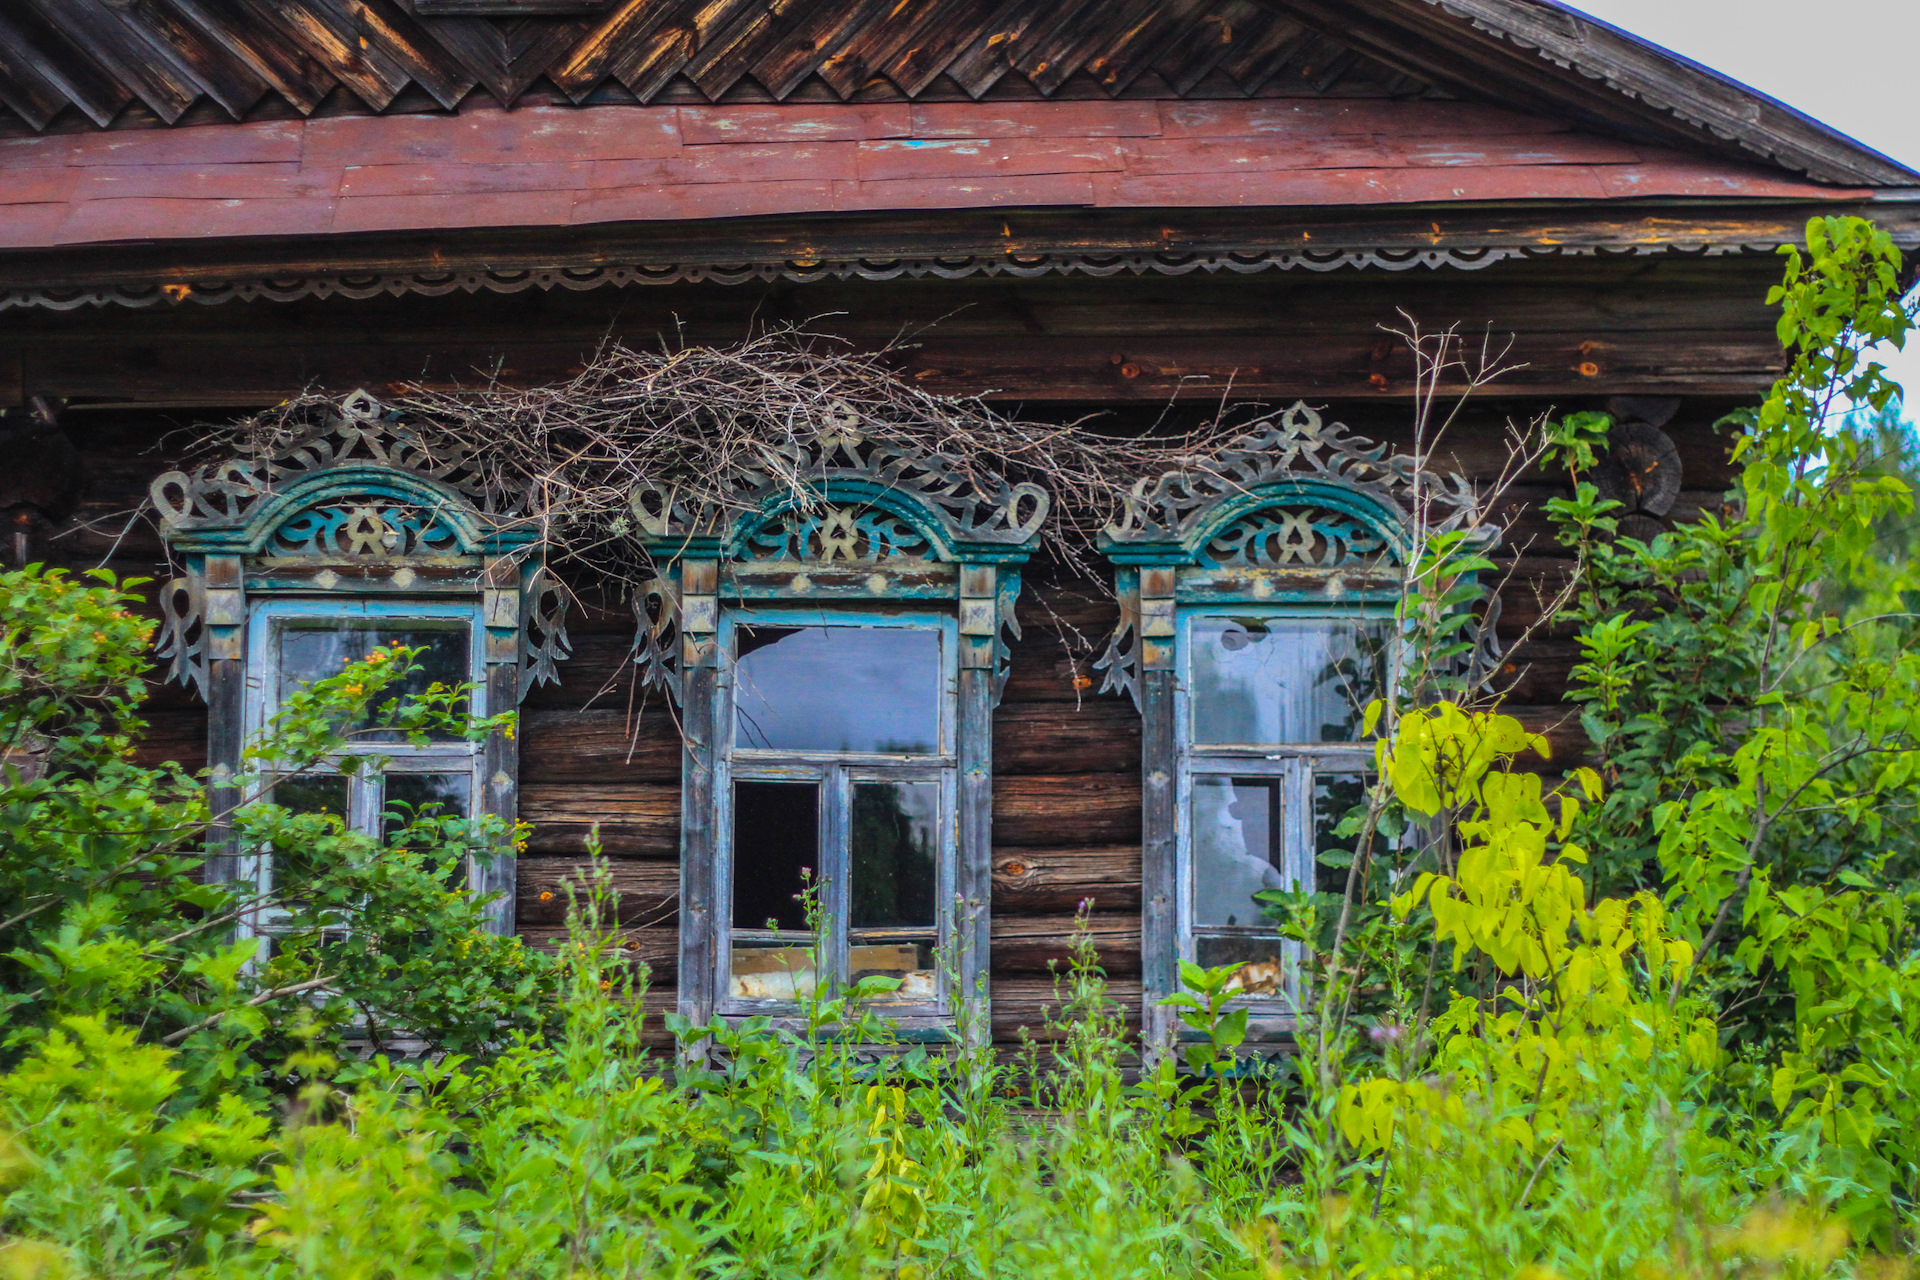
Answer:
[244, 598, 489, 756]
[717, 608, 959, 764]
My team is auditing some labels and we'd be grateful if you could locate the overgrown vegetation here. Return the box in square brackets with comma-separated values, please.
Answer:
[2, 216, 1918, 1278]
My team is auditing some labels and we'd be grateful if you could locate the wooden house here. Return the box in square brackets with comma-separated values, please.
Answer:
[1, 0, 1915, 1056]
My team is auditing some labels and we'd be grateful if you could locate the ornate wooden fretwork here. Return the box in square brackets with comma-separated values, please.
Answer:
[1096, 401, 1491, 710]
[629, 419, 1040, 1048]
[1096, 399, 1497, 1060]
[1104, 401, 1479, 551]
[149, 390, 573, 938]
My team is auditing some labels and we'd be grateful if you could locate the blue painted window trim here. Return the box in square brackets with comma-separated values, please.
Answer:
[240, 597, 488, 942]
[712, 606, 961, 1020]
[1171, 602, 1393, 1015]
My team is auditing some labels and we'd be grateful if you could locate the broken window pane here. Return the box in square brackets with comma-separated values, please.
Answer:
[731, 779, 819, 933]
[1194, 934, 1288, 999]
[1191, 776, 1284, 929]
[277, 622, 469, 741]
[733, 625, 940, 754]
[849, 781, 938, 929]
[1189, 615, 1388, 745]
[382, 772, 472, 840]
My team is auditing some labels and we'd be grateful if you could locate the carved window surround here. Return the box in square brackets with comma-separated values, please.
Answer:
[150, 391, 570, 936]
[628, 427, 1044, 1048]
[1095, 401, 1492, 1059]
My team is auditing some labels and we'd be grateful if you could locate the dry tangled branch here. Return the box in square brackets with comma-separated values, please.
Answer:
[214, 330, 1254, 595]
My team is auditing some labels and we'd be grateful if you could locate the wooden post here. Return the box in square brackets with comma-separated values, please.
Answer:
[676, 558, 720, 1056]
[1137, 564, 1179, 1063]
[956, 563, 998, 1046]
[477, 556, 522, 936]
[202, 554, 246, 890]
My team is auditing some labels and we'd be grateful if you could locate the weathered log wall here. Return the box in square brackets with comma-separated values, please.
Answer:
[33, 262, 1749, 1045]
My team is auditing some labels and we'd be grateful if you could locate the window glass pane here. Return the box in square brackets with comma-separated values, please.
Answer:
[1191, 776, 1284, 928]
[382, 772, 472, 840]
[850, 781, 938, 929]
[850, 941, 936, 1001]
[269, 774, 348, 889]
[1189, 615, 1388, 745]
[273, 773, 348, 818]
[732, 780, 819, 933]
[277, 622, 470, 742]
[730, 941, 819, 1001]
[733, 625, 941, 754]
[1194, 934, 1287, 998]
[1313, 773, 1370, 896]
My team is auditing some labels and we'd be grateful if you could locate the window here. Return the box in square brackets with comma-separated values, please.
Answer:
[717, 612, 957, 1012]
[1176, 609, 1391, 1003]
[1095, 401, 1488, 1057]
[242, 599, 487, 935]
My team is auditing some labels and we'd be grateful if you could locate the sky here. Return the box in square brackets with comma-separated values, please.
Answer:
[1566, 0, 1920, 417]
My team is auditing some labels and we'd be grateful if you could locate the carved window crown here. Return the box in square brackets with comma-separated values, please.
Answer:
[149, 389, 567, 702]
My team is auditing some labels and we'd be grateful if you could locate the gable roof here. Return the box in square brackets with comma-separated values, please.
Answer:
[1, 0, 1912, 190]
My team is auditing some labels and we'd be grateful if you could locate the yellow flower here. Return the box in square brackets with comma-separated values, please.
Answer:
[539, 891, 554, 902]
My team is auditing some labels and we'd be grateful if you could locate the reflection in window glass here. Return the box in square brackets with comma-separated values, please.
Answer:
[1194, 934, 1287, 997]
[734, 626, 941, 753]
[1189, 615, 1388, 745]
[1312, 773, 1369, 896]
[1191, 776, 1284, 928]
[274, 774, 349, 818]
[382, 773, 472, 840]
[850, 781, 937, 929]
[277, 623, 469, 741]
[850, 941, 936, 1001]
[732, 780, 819, 933]
[730, 941, 818, 1002]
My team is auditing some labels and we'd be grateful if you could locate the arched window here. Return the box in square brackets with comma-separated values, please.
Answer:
[630, 429, 1044, 1041]
[151, 392, 569, 938]
[1098, 403, 1486, 1055]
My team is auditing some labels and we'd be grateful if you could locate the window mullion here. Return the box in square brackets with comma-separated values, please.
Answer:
[822, 763, 851, 993]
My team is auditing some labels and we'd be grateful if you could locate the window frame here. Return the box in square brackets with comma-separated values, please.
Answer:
[1172, 603, 1393, 1011]
[240, 596, 489, 938]
[714, 606, 961, 1018]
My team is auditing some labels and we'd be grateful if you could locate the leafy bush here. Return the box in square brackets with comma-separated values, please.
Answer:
[1, 215, 1918, 1277]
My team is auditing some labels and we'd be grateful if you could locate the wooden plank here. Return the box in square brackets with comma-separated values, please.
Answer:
[941, 0, 1052, 98]
[230, 0, 412, 111]
[516, 855, 679, 926]
[994, 774, 1140, 847]
[165, 0, 339, 114]
[852, 136, 1122, 182]
[678, 102, 910, 144]
[33, 0, 206, 125]
[990, 974, 1141, 1040]
[992, 700, 1138, 775]
[1137, 665, 1175, 1057]
[546, 0, 678, 99]
[874, 0, 1025, 98]
[520, 707, 683, 782]
[519, 781, 680, 855]
[991, 911, 1139, 975]
[519, 923, 680, 977]
[747, 0, 904, 100]
[906, 99, 1161, 139]
[0, 3, 135, 127]
[0, 11, 74, 130]
[992, 844, 1140, 913]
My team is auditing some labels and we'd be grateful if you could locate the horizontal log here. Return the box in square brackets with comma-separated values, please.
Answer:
[521, 708, 683, 783]
[520, 783, 680, 856]
[993, 774, 1141, 847]
[129, 708, 207, 772]
[992, 845, 1141, 913]
[991, 911, 1140, 976]
[990, 975, 1143, 1043]
[515, 855, 679, 927]
[993, 701, 1138, 776]
[518, 924, 680, 981]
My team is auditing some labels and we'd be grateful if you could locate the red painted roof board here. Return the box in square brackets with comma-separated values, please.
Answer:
[0, 96, 1865, 252]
